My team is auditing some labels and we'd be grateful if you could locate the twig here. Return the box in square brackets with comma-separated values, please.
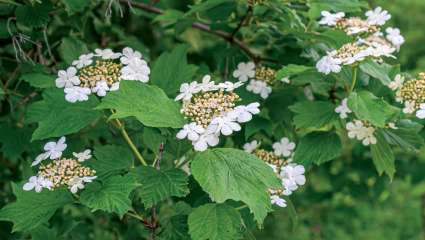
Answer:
[230, 6, 253, 38]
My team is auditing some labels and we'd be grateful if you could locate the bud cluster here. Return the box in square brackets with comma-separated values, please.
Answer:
[253, 149, 285, 171]
[398, 75, 425, 109]
[255, 67, 276, 85]
[336, 17, 380, 35]
[79, 60, 122, 88]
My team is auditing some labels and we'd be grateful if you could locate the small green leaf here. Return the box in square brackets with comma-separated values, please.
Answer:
[308, 0, 366, 18]
[370, 131, 395, 179]
[27, 88, 101, 141]
[244, 117, 272, 140]
[185, 0, 233, 16]
[153, 9, 184, 24]
[359, 60, 392, 85]
[382, 120, 424, 151]
[130, 166, 189, 208]
[275, 64, 314, 80]
[58, 37, 89, 65]
[0, 183, 73, 233]
[150, 45, 198, 96]
[79, 175, 139, 217]
[88, 145, 134, 177]
[62, 0, 90, 14]
[188, 203, 242, 240]
[348, 91, 400, 127]
[294, 131, 342, 165]
[191, 148, 281, 224]
[289, 101, 338, 129]
[0, 123, 32, 161]
[15, 1, 52, 28]
[97, 81, 186, 128]
[20, 72, 55, 88]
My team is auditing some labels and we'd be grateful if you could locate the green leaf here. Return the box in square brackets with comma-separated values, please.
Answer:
[15, 1, 52, 28]
[0, 183, 73, 232]
[150, 45, 198, 96]
[153, 9, 184, 25]
[359, 60, 392, 85]
[185, 0, 233, 16]
[294, 131, 342, 165]
[20, 72, 55, 88]
[30, 225, 58, 240]
[381, 120, 424, 151]
[58, 37, 89, 65]
[370, 131, 395, 179]
[27, 88, 101, 141]
[0, 123, 32, 161]
[244, 117, 272, 140]
[275, 64, 314, 80]
[130, 166, 189, 208]
[62, 0, 90, 14]
[191, 148, 281, 224]
[97, 81, 186, 128]
[348, 91, 400, 127]
[289, 101, 338, 129]
[308, 0, 366, 18]
[188, 203, 242, 240]
[88, 145, 134, 177]
[158, 202, 191, 240]
[79, 175, 139, 217]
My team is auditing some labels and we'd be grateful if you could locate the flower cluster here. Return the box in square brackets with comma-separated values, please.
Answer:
[176, 75, 260, 151]
[56, 47, 150, 103]
[316, 7, 404, 75]
[243, 139, 305, 208]
[390, 73, 425, 118]
[23, 137, 97, 193]
[232, 62, 282, 99]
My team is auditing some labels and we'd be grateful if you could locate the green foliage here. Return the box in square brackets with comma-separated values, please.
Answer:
[289, 101, 338, 129]
[88, 145, 134, 177]
[370, 131, 396, 179]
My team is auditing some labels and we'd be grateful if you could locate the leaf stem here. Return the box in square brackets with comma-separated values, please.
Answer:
[113, 119, 148, 166]
[350, 66, 358, 93]
[126, 212, 145, 222]
[235, 205, 248, 211]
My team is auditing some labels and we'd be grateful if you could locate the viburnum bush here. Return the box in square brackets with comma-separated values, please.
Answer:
[0, 0, 423, 239]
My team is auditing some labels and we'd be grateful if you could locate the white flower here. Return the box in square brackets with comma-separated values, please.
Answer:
[232, 62, 256, 82]
[73, 149, 92, 162]
[64, 86, 91, 103]
[23, 176, 53, 193]
[280, 164, 306, 195]
[72, 53, 94, 69]
[175, 81, 201, 101]
[281, 77, 290, 84]
[243, 140, 260, 153]
[335, 98, 352, 119]
[270, 195, 287, 208]
[32, 137, 67, 166]
[416, 104, 425, 119]
[218, 81, 243, 92]
[207, 115, 241, 136]
[318, 11, 345, 26]
[92, 80, 109, 97]
[316, 55, 342, 74]
[230, 102, 260, 123]
[55, 67, 80, 88]
[386, 27, 405, 50]
[346, 120, 377, 146]
[120, 47, 143, 65]
[68, 176, 97, 194]
[388, 122, 398, 129]
[388, 74, 404, 91]
[366, 7, 391, 26]
[193, 132, 219, 152]
[198, 75, 218, 92]
[120, 58, 150, 82]
[176, 123, 205, 141]
[367, 43, 396, 58]
[94, 48, 121, 59]
[246, 80, 272, 99]
[403, 101, 416, 114]
[272, 137, 296, 157]
[110, 82, 120, 91]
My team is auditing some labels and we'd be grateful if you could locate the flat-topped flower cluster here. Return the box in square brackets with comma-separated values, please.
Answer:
[175, 75, 260, 151]
[390, 72, 425, 119]
[23, 137, 97, 194]
[243, 138, 305, 208]
[55, 47, 150, 103]
[316, 7, 405, 74]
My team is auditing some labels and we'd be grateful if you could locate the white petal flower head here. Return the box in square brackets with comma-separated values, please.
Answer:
[246, 80, 272, 99]
[64, 86, 91, 103]
[386, 27, 405, 50]
[366, 7, 391, 26]
[243, 140, 260, 153]
[120, 58, 150, 82]
[68, 176, 85, 194]
[32, 137, 67, 166]
[316, 55, 342, 74]
[281, 164, 306, 187]
[281, 77, 290, 84]
[92, 80, 110, 97]
[175, 81, 201, 101]
[94, 48, 121, 59]
[416, 104, 425, 119]
[120, 47, 143, 65]
[403, 101, 416, 114]
[56, 67, 80, 88]
[233, 62, 256, 82]
[230, 102, 260, 123]
[23, 176, 53, 193]
[73, 149, 92, 162]
[193, 132, 220, 152]
[272, 137, 296, 157]
[319, 11, 345, 26]
[346, 120, 377, 146]
[388, 74, 404, 91]
[72, 53, 94, 69]
[198, 75, 218, 92]
[218, 81, 244, 92]
[110, 82, 120, 91]
[176, 123, 205, 141]
[335, 98, 352, 119]
[207, 115, 241, 136]
[270, 195, 287, 208]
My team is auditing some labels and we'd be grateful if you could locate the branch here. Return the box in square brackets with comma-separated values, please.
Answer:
[121, 0, 276, 63]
